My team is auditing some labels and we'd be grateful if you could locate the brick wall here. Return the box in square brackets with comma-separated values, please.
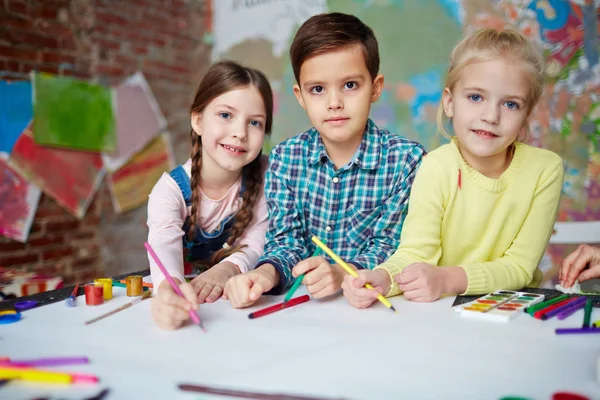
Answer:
[0, 0, 209, 283]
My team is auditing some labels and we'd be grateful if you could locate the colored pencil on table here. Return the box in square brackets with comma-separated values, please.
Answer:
[525, 294, 569, 316]
[283, 246, 323, 306]
[0, 356, 89, 368]
[535, 297, 579, 320]
[144, 242, 205, 331]
[582, 298, 593, 328]
[248, 295, 310, 319]
[0, 365, 98, 384]
[84, 290, 152, 325]
[555, 327, 600, 335]
[557, 297, 587, 320]
[178, 383, 347, 400]
[311, 236, 396, 313]
[65, 284, 79, 307]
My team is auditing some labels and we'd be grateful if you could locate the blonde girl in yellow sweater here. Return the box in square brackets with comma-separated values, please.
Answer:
[342, 28, 564, 307]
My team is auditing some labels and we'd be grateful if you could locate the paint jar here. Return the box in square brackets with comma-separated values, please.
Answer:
[125, 275, 143, 297]
[84, 284, 104, 306]
[94, 278, 113, 300]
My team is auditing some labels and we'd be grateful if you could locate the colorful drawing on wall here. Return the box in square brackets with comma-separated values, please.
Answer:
[107, 134, 175, 214]
[9, 124, 105, 219]
[0, 158, 41, 243]
[0, 80, 33, 157]
[102, 72, 167, 172]
[32, 72, 116, 152]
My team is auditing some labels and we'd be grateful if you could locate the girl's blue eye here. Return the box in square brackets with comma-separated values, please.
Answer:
[344, 81, 357, 90]
[504, 101, 520, 110]
[249, 120, 262, 127]
[468, 94, 482, 102]
[219, 112, 231, 119]
[310, 86, 324, 94]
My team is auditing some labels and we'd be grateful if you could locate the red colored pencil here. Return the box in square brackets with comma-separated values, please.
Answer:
[248, 295, 310, 319]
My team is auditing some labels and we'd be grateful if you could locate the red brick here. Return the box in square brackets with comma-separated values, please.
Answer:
[81, 215, 101, 225]
[72, 256, 100, 268]
[0, 60, 21, 72]
[41, 51, 76, 64]
[69, 231, 96, 241]
[96, 38, 121, 51]
[0, 241, 27, 252]
[0, 253, 39, 267]
[22, 33, 60, 49]
[96, 64, 125, 76]
[2, 16, 33, 30]
[30, 222, 45, 234]
[130, 46, 148, 55]
[35, 200, 69, 219]
[34, 64, 61, 74]
[42, 246, 76, 261]
[114, 54, 137, 66]
[45, 221, 80, 232]
[95, 11, 128, 26]
[28, 235, 65, 248]
[0, 45, 38, 62]
[34, 5, 61, 20]
[8, 0, 29, 15]
[71, 269, 102, 284]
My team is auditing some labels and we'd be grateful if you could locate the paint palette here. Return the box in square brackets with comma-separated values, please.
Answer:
[455, 290, 545, 322]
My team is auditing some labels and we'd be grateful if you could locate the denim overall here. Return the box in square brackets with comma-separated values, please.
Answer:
[169, 165, 243, 273]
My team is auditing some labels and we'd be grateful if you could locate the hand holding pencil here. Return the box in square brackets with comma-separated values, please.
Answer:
[311, 236, 396, 313]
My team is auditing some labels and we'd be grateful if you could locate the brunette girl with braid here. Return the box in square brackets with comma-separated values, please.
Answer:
[147, 61, 273, 330]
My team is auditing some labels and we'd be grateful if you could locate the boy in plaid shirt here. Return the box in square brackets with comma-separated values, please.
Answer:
[225, 12, 425, 307]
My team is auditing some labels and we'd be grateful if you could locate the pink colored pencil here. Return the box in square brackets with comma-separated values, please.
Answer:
[144, 242, 205, 331]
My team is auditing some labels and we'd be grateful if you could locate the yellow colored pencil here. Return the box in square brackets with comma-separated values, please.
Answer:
[0, 366, 98, 384]
[311, 236, 397, 313]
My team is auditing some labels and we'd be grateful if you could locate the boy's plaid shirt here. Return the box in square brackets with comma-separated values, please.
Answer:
[257, 118, 425, 293]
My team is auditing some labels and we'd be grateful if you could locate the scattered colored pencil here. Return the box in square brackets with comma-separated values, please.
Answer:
[85, 290, 152, 325]
[535, 297, 579, 320]
[0, 356, 89, 368]
[0, 365, 98, 384]
[144, 242, 205, 331]
[525, 294, 569, 316]
[582, 298, 593, 328]
[65, 284, 79, 308]
[311, 236, 396, 313]
[555, 327, 600, 335]
[178, 383, 347, 400]
[557, 297, 587, 320]
[283, 247, 323, 306]
[248, 295, 310, 319]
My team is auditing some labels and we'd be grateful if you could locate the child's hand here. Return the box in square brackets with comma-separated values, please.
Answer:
[292, 256, 345, 298]
[191, 261, 241, 304]
[151, 279, 198, 330]
[224, 264, 279, 308]
[341, 269, 391, 309]
[396, 263, 446, 302]
[560, 244, 600, 288]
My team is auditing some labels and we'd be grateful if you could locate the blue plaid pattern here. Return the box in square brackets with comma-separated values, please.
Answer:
[257, 118, 425, 293]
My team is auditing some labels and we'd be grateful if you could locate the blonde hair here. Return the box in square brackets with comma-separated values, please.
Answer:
[437, 28, 545, 141]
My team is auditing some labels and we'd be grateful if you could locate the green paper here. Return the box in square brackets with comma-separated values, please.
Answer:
[33, 72, 116, 152]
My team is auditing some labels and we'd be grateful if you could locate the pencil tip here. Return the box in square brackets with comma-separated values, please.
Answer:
[390, 305, 397, 313]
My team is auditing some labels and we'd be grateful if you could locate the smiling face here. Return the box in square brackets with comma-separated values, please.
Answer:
[442, 57, 530, 173]
[293, 45, 384, 164]
[191, 86, 266, 177]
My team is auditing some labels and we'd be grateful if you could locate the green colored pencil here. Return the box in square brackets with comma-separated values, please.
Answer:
[282, 247, 323, 305]
[525, 294, 569, 316]
[583, 298, 593, 328]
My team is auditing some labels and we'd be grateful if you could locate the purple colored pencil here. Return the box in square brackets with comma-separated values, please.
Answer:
[555, 327, 600, 335]
[0, 356, 89, 367]
[557, 297, 587, 320]
[543, 296, 587, 320]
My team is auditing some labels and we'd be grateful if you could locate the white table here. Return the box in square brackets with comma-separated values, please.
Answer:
[2, 286, 600, 400]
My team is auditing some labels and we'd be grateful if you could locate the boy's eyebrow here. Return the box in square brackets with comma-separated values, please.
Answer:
[302, 74, 366, 88]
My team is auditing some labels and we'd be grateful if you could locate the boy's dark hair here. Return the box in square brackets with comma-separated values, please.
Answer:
[290, 12, 380, 83]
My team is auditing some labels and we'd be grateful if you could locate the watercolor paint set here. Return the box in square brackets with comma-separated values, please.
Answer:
[455, 290, 545, 322]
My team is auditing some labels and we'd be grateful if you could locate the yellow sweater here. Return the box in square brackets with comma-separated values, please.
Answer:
[376, 139, 564, 297]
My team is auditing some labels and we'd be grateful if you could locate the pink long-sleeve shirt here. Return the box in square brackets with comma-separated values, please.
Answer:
[147, 158, 268, 291]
